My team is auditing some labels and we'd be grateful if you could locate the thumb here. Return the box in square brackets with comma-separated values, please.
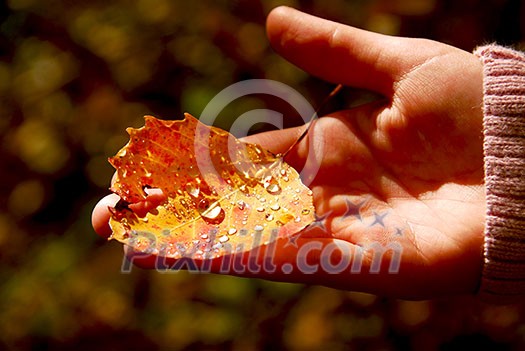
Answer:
[266, 6, 443, 96]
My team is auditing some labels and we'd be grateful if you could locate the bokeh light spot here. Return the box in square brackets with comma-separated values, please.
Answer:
[8, 179, 45, 217]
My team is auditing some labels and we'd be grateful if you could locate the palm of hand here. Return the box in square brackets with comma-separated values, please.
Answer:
[280, 48, 485, 298]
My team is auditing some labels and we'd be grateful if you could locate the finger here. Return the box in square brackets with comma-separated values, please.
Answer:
[92, 194, 119, 239]
[111, 171, 118, 186]
[240, 124, 305, 155]
[92, 189, 167, 239]
[122, 236, 413, 298]
[128, 188, 167, 217]
[241, 124, 310, 174]
[243, 106, 381, 187]
[266, 6, 444, 96]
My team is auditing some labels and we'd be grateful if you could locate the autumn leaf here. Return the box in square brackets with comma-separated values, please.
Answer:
[108, 113, 315, 259]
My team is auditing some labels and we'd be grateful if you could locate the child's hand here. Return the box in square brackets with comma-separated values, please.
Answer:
[93, 7, 486, 299]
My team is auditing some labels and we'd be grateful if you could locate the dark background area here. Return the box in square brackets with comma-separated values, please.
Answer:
[1, 0, 524, 350]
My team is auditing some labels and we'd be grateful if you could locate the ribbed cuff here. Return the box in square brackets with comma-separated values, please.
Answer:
[474, 45, 525, 304]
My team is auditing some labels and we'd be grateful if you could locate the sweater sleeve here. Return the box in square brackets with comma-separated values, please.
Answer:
[474, 45, 525, 304]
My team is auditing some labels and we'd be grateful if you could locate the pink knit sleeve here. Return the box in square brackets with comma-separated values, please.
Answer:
[474, 45, 525, 304]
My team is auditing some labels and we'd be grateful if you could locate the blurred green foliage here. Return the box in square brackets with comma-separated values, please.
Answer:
[1, 0, 525, 350]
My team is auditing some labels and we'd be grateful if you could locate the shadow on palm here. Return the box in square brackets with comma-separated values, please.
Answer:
[243, 94, 485, 298]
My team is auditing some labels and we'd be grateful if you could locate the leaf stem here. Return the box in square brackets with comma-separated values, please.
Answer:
[280, 84, 343, 158]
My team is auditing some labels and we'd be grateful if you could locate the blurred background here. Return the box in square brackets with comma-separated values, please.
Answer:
[1, 0, 525, 350]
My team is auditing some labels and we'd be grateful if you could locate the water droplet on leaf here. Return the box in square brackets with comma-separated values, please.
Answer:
[108, 114, 315, 259]
[185, 183, 200, 198]
[263, 176, 282, 195]
[199, 201, 225, 224]
[266, 182, 281, 195]
[188, 165, 199, 178]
